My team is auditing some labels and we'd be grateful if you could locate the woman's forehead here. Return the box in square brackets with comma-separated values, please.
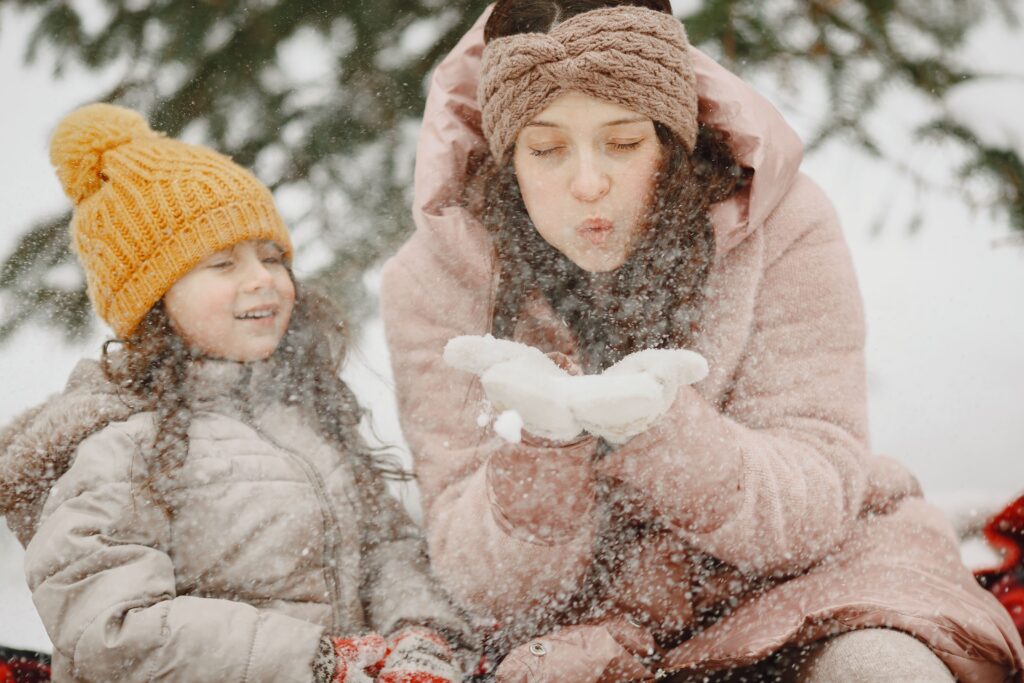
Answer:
[525, 92, 653, 130]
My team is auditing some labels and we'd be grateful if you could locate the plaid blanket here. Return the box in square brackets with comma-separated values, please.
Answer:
[976, 492, 1024, 636]
[0, 646, 50, 683]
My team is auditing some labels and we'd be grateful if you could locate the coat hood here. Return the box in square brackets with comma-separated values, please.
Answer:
[0, 354, 300, 547]
[0, 358, 135, 546]
[410, 6, 804, 273]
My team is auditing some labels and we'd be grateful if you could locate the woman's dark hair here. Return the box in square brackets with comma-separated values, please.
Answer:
[485, 0, 673, 42]
[101, 278, 409, 509]
[476, 0, 747, 372]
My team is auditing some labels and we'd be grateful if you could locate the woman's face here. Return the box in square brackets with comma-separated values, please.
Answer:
[163, 239, 295, 362]
[512, 92, 664, 272]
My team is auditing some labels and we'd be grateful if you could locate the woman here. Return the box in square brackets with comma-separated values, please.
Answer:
[381, 1, 1024, 680]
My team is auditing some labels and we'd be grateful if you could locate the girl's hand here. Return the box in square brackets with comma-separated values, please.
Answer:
[378, 626, 461, 683]
[324, 633, 388, 683]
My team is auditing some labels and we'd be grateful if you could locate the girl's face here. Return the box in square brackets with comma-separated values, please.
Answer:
[512, 92, 664, 272]
[163, 239, 295, 362]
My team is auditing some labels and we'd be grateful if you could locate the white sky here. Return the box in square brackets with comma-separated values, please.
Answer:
[0, 3, 1022, 651]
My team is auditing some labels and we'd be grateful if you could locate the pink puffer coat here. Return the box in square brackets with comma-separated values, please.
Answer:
[380, 8, 1024, 683]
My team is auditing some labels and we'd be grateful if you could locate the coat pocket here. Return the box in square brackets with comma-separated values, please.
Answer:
[495, 619, 656, 683]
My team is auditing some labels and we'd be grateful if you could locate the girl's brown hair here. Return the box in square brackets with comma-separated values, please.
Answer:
[101, 279, 408, 508]
[476, 0, 747, 372]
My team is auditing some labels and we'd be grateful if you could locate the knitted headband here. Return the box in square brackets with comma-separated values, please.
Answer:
[479, 6, 699, 164]
[50, 103, 293, 338]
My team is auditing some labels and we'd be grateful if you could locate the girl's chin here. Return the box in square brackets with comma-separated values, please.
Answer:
[201, 340, 282, 363]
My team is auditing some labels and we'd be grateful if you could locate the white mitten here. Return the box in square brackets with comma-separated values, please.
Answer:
[572, 349, 709, 444]
[443, 334, 549, 375]
[605, 348, 709, 388]
[444, 336, 709, 445]
[567, 373, 664, 445]
[445, 335, 583, 441]
[480, 354, 582, 442]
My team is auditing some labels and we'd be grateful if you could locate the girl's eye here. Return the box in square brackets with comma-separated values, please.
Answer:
[262, 256, 283, 265]
[530, 147, 563, 158]
[208, 260, 232, 269]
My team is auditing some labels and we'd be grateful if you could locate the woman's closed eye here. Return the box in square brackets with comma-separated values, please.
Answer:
[608, 139, 644, 152]
[529, 145, 565, 157]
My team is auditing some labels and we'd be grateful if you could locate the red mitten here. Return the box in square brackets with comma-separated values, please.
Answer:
[378, 627, 461, 683]
[331, 633, 389, 683]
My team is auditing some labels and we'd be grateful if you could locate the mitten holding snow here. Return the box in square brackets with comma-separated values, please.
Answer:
[378, 626, 462, 683]
[572, 349, 709, 444]
[313, 633, 389, 683]
[444, 335, 582, 442]
[569, 372, 664, 445]
[480, 354, 582, 442]
[443, 334, 546, 375]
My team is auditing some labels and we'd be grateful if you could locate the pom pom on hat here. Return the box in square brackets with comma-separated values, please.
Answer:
[50, 103, 157, 205]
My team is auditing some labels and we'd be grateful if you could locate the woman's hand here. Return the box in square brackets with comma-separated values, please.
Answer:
[444, 335, 708, 445]
[445, 335, 584, 441]
[574, 348, 709, 444]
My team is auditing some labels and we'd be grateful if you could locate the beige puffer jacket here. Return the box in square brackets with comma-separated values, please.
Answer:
[7, 358, 472, 682]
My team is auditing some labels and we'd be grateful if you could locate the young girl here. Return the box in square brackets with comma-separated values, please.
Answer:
[0, 103, 474, 682]
[380, 1, 1024, 681]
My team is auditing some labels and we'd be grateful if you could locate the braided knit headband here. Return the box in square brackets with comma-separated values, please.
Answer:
[479, 6, 698, 163]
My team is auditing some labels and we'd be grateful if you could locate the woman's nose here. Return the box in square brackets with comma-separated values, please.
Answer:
[569, 155, 611, 202]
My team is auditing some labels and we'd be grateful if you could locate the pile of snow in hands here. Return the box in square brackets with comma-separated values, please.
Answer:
[444, 334, 708, 444]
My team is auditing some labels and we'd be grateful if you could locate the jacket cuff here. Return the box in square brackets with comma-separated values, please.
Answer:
[244, 611, 326, 683]
[486, 436, 597, 543]
[312, 636, 336, 683]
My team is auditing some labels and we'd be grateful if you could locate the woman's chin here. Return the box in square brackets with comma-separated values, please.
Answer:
[566, 250, 628, 273]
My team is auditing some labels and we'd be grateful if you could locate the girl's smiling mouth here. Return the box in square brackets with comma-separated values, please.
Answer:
[234, 306, 277, 321]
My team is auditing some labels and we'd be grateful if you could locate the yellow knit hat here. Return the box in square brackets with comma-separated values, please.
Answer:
[50, 103, 293, 338]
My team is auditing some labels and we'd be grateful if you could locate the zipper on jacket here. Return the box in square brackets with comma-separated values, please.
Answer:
[245, 419, 349, 631]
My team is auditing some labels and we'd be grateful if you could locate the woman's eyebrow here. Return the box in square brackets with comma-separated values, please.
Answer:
[601, 116, 650, 127]
[524, 116, 650, 129]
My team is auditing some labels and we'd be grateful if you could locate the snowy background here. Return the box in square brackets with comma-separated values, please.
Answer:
[1, 2, 1023, 652]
